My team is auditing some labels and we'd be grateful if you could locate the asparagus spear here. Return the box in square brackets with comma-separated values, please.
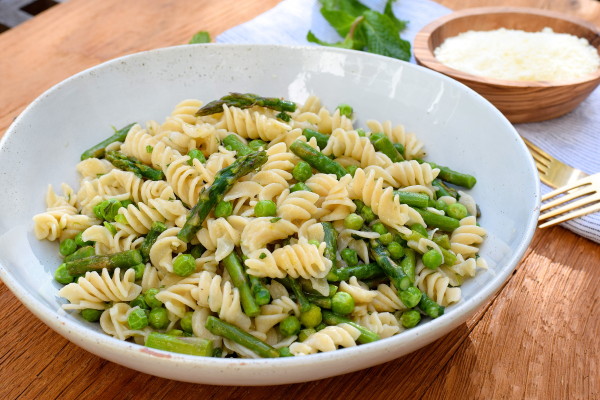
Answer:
[369, 240, 422, 308]
[64, 245, 95, 262]
[222, 252, 260, 317]
[81, 123, 135, 160]
[419, 293, 445, 318]
[222, 134, 252, 156]
[305, 294, 332, 309]
[425, 162, 477, 189]
[65, 249, 143, 276]
[369, 132, 404, 162]
[105, 151, 164, 181]
[413, 208, 460, 232]
[197, 93, 296, 116]
[146, 332, 213, 356]
[278, 277, 311, 313]
[393, 191, 430, 209]
[432, 178, 458, 199]
[400, 248, 416, 283]
[321, 222, 338, 268]
[178, 150, 268, 242]
[289, 140, 347, 179]
[139, 221, 167, 263]
[249, 275, 271, 306]
[205, 316, 280, 358]
[327, 263, 384, 282]
[321, 311, 380, 344]
[302, 128, 330, 150]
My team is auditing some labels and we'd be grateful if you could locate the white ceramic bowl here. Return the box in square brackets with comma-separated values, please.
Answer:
[0, 44, 539, 385]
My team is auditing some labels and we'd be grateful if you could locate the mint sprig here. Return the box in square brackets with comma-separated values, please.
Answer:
[307, 0, 411, 61]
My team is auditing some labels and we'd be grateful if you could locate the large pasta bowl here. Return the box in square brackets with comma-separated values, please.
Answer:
[0, 44, 539, 385]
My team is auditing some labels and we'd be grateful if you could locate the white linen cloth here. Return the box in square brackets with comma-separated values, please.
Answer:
[217, 0, 600, 243]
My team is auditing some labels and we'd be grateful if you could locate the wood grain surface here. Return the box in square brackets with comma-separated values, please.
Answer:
[1, 1, 599, 399]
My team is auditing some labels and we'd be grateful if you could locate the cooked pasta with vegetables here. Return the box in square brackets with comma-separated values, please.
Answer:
[33, 92, 487, 358]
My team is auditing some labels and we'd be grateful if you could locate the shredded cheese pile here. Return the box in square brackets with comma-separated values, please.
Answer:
[434, 27, 600, 82]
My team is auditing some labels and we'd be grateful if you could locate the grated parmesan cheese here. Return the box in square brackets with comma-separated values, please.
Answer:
[434, 27, 600, 82]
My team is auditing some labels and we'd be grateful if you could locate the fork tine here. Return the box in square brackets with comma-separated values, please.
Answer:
[540, 185, 595, 211]
[541, 175, 595, 201]
[534, 160, 549, 174]
[539, 193, 600, 220]
[523, 139, 551, 163]
[539, 202, 600, 228]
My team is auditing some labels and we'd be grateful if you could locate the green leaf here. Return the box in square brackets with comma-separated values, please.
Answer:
[306, 31, 356, 50]
[189, 31, 211, 44]
[319, 0, 369, 17]
[361, 10, 411, 61]
[384, 0, 408, 33]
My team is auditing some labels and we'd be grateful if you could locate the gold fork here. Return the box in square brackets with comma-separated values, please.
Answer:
[538, 173, 600, 228]
[522, 137, 588, 188]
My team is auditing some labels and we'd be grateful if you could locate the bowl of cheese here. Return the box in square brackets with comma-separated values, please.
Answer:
[414, 7, 600, 123]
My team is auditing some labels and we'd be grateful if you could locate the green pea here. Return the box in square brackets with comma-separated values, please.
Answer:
[298, 328, 316, 342]
[423, 249, 443, 269]
[81, 308, 103, 322]
[280, 315, 301, 337]
[214, 200, 233, 218]
[353, 199, 365, 213]
[128, 308, 149, 330]
[345, 165, 358, 177]
[173, 254, 196, 277]
[254, 200, 277, 217]
[344, 213, 364, 231]
[148, 307, 169, 330]
[387, 242, 404, 260]
[400, 310, 422, 328]
[447, 203, 468, 220]
[278, 347, 294, 357]
[292, 161, 313, 182]
[59, 238, 78, 257]
[93, 198, 122, 222]
[190, 244, 206, 259]
[180, 311, 194, 333]
[114, 214, 128, 225]
[248, 139, 267, 151]
[144, 288, 163, 309]
[54, 264, 73, 285]
[308, 239, 321, 247]
[360, 206, 376, 223]
[341, 248, 359, 266]
[379, 232, 394, 245]
[74, 232, 94, 247]
[336, 104, 353, 117]
[299, 304, 322, 328]
[129, 263, 145, 281]
[187, 148, 206, 165]
[290, 182, 311, 192]
[372, 222, 388, 235]
[331, 292, 355, 315]
[130, 294, 148, 310]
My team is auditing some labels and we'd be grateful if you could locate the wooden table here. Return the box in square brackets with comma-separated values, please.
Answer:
[1, 1, 599, 398]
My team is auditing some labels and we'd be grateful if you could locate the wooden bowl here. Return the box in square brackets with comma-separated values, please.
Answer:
[414, 7, 600, 123]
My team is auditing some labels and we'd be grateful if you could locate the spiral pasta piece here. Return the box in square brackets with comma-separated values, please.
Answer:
[150, 227, 187, 274]
[240, 216, 298, 254]
[316, 107, 354, 133]
[98, 169, 175, 204]
[385, 160, 440, 187]
[306, 174, 356, 221]
[59, 268, 142, 310]
[353, 312, 402, 339]
[221, 104, 291, 141]
[366, 119, 425, 160]
[100, 303, 152, 341]
[245, 238, 332, 279]
[289, 324, 360, 355]
[195, 216, 249, 261]
[81, 224, 144, 255]
[415, 261, 461, 306]
[155, 272, 201, 318]
[76, 158, 115, 179]
[116, 198, 188, 235]
[322, 128, 391, 168]
[276, 189, 321, 223]
[350, 168, 424, 233]
[450, 216, 487, 257]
